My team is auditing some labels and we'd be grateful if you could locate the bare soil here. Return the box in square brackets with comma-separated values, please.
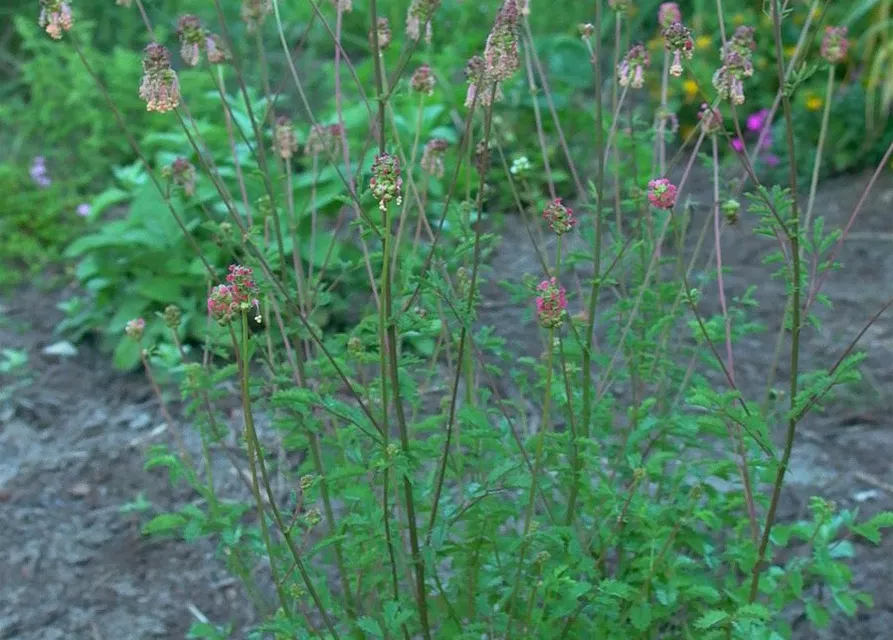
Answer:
[2, 168, 893, 638]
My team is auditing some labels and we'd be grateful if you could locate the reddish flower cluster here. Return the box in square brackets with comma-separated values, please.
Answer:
[421, 138, 449, 178]
[543, 198, 576, 235]
[411, 64, 436, 96]
[662, 22, 694, 77]
[139, 43, 180, 113]
[535, 278, 567, 329]
[241, 0, 271, 32]
[821, 26, 848, 65]
[370, 152, 403, 211]
[609, 0, 630, 14]
[125, 318, 146, 342]
[647, 178, 678, 209]
[274, 116, 298, 161]
[175, 15, 227, 67]
[698, 103, 723, 135]
[163, 157, 196, 196]
[618, 44, 650, 89]
[406, 0, 440, 43]
[658, 2, 681, 28]
[483, 0, 521, 83]
[207, 265, 261, 326]
[372, 17, 391, 50]
[305, 123, 343, 157]
[713, 26, 755, 105]
[465, 55, 502, 108]
[38, 0, 72, 40]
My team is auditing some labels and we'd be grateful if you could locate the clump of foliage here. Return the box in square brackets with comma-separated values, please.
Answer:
[0, 163, 84, 286]
[37, 0, 893, 639]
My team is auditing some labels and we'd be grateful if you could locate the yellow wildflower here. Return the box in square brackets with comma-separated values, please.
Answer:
[696, 35, 712, 50]
[784, 45, 797, 58]
[733, 13, 745, 26]
[806, 95, 824, 111]
[683, 79, 699, 102]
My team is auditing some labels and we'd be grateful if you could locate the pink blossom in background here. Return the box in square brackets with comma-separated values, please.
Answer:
[647, 178, 678, 210]
[535, 278, 568, 329]
[30, 156, 51, 188]
[208, 265, 261, 326]
[746, 108, 769, 133]
[124, 318, 145, 342]
[730, 138, 745, 152]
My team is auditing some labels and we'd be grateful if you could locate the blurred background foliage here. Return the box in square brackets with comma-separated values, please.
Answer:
[0, 0, 891, 366]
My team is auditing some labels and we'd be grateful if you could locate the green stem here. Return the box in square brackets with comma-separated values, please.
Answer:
[748, 0, 804, 603]
[369, 1, 431, 636]
[235, 313, 340, 637]
[233, 319, 294, 626]
[510, 325, 556, 628]
[574, 0, 606, 526]
[803, 66, 835, 236]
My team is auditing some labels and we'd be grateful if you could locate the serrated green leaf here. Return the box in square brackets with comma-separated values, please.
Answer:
[356, 617, 384, 637]
[629, 602, 652, 631]
[142, 513, 186, 535]
[694, 610, 729, 629]
[806, 601, 830, 628]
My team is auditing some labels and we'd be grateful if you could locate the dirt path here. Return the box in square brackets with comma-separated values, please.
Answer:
[2, 169, 892, 638]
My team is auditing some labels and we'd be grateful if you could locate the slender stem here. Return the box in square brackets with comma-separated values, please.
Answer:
[212, 67, 253, 225]
[573, 0, 606, 528]
[711, 136, 735, 384]
[235, 314, 340, 637]
[232, 320, 296, 630]
[510, 325, 556, 625]
[369, 1, 431, 636]
[749, 0, 804, 603]
[803, 66, 835, 236]
[427, 83, 499, 538]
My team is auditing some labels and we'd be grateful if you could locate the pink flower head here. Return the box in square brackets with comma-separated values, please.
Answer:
[647, 178, 677, 209]
[30, 156, 51, 188]
[305, 124, 342, 157]
[273, 116, 298, 160]
[662, 21, 694, 77]
[821, 26, 848, 64]
[483, 0, 522, 83]
[746, 108, 769, 133]
[464, 55, 504, 108]
[139, 43, 180, 113]
[658, 2, 681, 28]
[176, 14, 206, 67]
[208, 265, 260, 326]
[406, 0, 439, 43]
[411, 64, 436, 96]
[39, 0, 73, 40]
[543, 198, 576, 235]
[618, 44, 650, 89]
[535, 278, 567, 329]
[241, 0, 272, 32]
[163, 157, 196, 196]
[698, 103, 723, 135]
[421, 138, 449, 178]
[369, 152, 403, 212]
[609, 0, 629, 13]
[713, 26, 755, 105]
[730, 137, 745, 152]
[125, 318, 146, 342]
[371, 17, 391, 50]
